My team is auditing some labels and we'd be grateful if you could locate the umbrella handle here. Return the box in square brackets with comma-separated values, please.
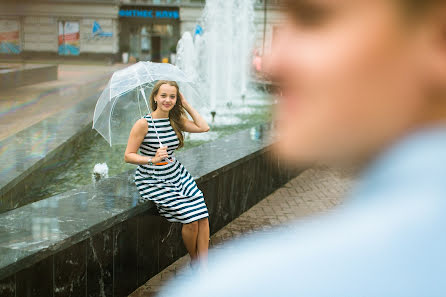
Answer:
[139, 87, 164, 148]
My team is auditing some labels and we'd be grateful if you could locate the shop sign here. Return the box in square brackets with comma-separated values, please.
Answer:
[119, 9, 179, 19]
[58, 21, 80, 56]
[92, 21, 113, 37]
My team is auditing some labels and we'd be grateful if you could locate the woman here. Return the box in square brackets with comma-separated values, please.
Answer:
[162, 0, 446, 296]
[124, 80, 210, 266]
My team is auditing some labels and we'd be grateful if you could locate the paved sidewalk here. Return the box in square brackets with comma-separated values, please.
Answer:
[0, 63, 125, 141]
[129, 165, 357, 297]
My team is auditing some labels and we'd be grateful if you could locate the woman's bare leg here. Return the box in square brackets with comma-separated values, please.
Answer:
[182, 221, 199, 261]
[197, 218, 210, 265]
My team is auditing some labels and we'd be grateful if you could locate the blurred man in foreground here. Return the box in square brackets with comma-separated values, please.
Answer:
[162, 1, 446, 296]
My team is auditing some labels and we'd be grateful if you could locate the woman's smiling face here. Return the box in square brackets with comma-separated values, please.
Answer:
[156, 84, 178, 113]
[265, 0, 446, 164]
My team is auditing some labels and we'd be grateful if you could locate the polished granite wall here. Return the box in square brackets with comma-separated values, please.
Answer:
[0, 124, 301, 297]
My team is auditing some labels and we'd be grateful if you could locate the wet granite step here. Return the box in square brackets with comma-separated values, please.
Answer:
[0, 64, 57, 90]
[0, 83, 106, 212]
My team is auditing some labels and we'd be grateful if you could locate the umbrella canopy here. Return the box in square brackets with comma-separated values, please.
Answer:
[92, 61, 201, 146]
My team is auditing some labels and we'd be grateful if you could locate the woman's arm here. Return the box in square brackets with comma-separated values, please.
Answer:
[124, 118, 150, 165]
[180, 92, 210, 133]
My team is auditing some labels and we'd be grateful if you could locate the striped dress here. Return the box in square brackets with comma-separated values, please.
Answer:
[134, 115, 209, 224]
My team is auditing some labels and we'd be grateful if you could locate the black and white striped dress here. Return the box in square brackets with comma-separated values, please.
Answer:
[134, 115, 209, 224]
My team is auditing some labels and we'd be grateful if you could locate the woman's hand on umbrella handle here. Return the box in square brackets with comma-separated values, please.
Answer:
[153, 146, 168, 163]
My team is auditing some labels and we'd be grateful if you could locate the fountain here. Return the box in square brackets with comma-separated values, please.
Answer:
[92, 162, 109, 184]
[175, 0, 256, 120]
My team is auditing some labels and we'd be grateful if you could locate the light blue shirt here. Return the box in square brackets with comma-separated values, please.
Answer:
[163, 126, 446, 297]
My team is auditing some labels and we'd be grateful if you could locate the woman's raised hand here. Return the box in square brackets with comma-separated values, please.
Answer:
[179, 92, 189, 107]
[153, 146, 168, 163]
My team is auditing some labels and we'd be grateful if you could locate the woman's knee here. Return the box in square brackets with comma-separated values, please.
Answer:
[198, 217, 209, 225]
[183, 221, 199, 233]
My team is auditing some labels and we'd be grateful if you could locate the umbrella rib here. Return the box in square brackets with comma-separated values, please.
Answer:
[140, 62, 155, 113]
[108, 93, 122, 147]
[137, 87, 143, 118]
[132, 64, 150, 112]
[108, 73, 115, 146]
[141, 61, 155, 86]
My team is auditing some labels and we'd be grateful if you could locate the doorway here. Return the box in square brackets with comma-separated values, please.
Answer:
[126, 23, 175, 63]
[151, 36, 161, 62]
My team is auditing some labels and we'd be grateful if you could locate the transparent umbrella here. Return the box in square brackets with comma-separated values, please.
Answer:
[92, 61, 201, 146]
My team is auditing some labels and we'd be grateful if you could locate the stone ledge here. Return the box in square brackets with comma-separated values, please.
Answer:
[0, 124, 302, 296]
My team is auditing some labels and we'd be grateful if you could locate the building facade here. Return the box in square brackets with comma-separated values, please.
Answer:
[0, 0, 283, 62]
[0, 0, 119, 60]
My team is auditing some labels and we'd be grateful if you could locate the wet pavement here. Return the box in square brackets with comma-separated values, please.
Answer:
[0, 63, 125, 141]
[129, 165, 357, 297]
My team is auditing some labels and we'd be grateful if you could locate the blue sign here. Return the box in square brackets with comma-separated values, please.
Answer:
[92, 21, 113, 37]
[119, 9, 179, 19]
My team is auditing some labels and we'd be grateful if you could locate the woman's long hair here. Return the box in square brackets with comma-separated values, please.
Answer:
[149, 80, 185, 149]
